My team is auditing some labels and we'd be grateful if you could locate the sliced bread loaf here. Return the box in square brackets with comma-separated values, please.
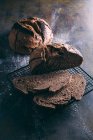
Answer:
[33, 74, 86, 108]
[12, 70, 71, 94]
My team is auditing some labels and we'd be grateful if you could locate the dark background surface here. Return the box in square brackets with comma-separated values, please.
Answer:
[0, 0, 93, 140]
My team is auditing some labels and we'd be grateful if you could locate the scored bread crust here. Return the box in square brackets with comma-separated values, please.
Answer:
[33, 74, 86, 108]
[8, 17, 53, 54]
[29, 43, 83, 74]
[12, 70, 71, 94]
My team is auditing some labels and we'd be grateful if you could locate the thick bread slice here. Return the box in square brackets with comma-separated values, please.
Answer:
[33, 74, 86, 108]
[29, 43, 83, 74]
[12, 70, 71, 94]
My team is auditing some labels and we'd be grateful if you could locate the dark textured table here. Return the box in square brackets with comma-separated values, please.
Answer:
[0, 0, 93, 140]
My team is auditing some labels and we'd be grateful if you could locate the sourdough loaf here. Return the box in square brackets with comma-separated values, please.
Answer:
[29, 43, 83, 74]
[9, 17, 53, 54]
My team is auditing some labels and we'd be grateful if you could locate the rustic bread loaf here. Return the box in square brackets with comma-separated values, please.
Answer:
[12, 70, 71, 94]
[29, 43, 83, 74]
[8, 17, 53, 54]
[33, 74, 86, 108]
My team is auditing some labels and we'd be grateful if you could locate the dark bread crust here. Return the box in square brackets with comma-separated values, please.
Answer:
[8, 17, 53, 54]
[29, 43, 83, 74]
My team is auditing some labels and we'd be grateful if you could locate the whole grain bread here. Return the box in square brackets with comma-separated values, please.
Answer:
[12, 70, 71, 94]
[29, 43, 83, 74]
[33, 74, 86, 108]
[8, 17, 53, 54]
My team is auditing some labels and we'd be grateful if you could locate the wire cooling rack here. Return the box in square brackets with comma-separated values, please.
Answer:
[7, 65, 93, 96]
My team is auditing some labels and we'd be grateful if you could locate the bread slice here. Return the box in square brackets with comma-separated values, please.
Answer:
[12, 70, 71, 94]
[29, 43, 83, 74]
[33, 74, 86, 108]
